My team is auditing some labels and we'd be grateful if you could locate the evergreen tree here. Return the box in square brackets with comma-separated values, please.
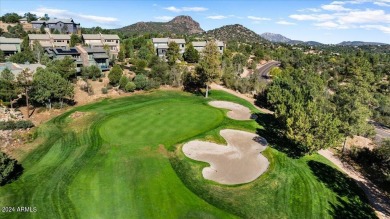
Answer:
[183, 43, 199, 63]
[108, 65, 123, 85]
[198, 40, 222, 98]
[166, 41, 180, 66]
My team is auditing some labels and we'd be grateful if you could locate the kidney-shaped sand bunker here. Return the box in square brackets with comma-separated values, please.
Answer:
[182, 129, 269, 185]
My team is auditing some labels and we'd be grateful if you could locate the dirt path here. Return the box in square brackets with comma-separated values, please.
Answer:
[210, 83, 389, 219]
[319, 150, 390, 219]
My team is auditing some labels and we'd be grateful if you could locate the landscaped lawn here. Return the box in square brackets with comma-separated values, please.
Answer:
[0, 90, 376, 219]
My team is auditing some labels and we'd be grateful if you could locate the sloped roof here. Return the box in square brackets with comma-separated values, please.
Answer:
[52, 34, 70, 40]
[32, 19, 79, 24]
[102, 34, 120, 40]
[85, 47, 107, 53]
[169, 38, 185, 44]
[0, 37, 22, 44]
[192, 41, 207, 47]
[28, 34, 50, 40]
[0, 44, 19, 51]
[82, 34, 101, 40]
[152, 38, 169, 43]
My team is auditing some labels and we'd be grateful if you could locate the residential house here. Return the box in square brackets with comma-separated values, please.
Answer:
[152, 38, 186, 57]
[45, 47, 83, 72]
[76, 46, 110, 71]
[19, 18, 28, 24]
[28, 34, 52, 49]
[192, 40, 225, 54]
[31, 19, 80, 34]
[82, 34, 120, 59]
[28, 33, 70, 49]
[0, 37, 22, 56]
[0, 62, 46, 77]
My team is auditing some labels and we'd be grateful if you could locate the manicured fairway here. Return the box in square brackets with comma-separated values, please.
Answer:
[0, 91, 376, 219]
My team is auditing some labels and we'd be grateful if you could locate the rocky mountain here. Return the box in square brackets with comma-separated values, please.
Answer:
[116, 15, 204, 35]
[261, 32, 291, 43]
[202, 24, 268, 43]
[338, 41, 388, 46]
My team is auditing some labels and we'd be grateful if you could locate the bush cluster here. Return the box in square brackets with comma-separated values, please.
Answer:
[0, 120, 34, 130]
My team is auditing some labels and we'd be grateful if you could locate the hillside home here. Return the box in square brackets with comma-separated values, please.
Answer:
[28, 33, 70, 49]
[31, 19, 80, 34]
[152, 38, 186, 57]
[82, 34, 120, 59]
[45, 48, 83, 72]
[192, 40, 225, 54]
[75, 46, 110, 71]
[0, 37, 22, 56]
[19, 18, 28, 24]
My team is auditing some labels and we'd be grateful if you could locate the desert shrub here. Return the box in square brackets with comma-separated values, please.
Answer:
[0, 120, 34, 130]
[119, 76, 129, 89]
[101, 87, 108, 94]
[125, 82, 136, 92]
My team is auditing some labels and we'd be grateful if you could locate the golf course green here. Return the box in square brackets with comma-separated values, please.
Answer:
[0, 90, 376, 219]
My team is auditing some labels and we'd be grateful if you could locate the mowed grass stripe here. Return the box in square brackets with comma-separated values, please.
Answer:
[0, 90, 376, 219]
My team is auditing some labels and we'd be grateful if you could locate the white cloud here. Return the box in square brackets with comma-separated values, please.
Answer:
[314, 21, 340, 28]
[298, 8, 322, 12]
[374, 1, 390, 6]
[154, 16, 174, 21]
[164, 6, 208, 13]
[337, 9, 390, 24]
[276, 20, 296, 25]
[289, 1, 390, 34]
[289, 14, 335, 21]
[321, 4, 352, 11]
[247, 16, 271, 21]
[31, 7, 118, 25]
[360, 24, 390, 33]
[207, 15, 228, 20]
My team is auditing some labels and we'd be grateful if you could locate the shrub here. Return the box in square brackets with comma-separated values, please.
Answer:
[129, 66, 137, 71]
[133, 74, 148, 90]
[98, 78, 103, 82]
[119, 76, 129, 89]
[106, 84, 113, 90]
[52, 102, 69, 109]
[101, 87, 108, 94]
[125, 82, 136, 92]
[0, 151, 24, 186]
[0, 120, 34, 130]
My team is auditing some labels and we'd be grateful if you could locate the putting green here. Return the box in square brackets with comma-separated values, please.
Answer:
[0, 90, 377, 219]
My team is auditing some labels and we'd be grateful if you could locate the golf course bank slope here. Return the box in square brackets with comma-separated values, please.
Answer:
[0, 90, 377, 219]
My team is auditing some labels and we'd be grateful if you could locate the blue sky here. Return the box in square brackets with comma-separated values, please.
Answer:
[1, 0, 390, 44]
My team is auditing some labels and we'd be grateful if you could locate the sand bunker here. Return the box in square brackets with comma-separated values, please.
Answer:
[182, 129, 269, 185]
[208, 101, 251, 120]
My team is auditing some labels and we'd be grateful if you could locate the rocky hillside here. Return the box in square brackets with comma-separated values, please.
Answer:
[202, 24, 268, 43]
[116, 15, 204, 35]
[261, 32, 291, 43]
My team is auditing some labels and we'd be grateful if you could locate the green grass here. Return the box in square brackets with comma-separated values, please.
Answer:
[0, 90, 376, 219]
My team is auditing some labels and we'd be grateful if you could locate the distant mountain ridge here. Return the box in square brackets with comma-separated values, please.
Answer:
[115, 16, 387, 46]
[202, 24, 268, 44]
[260, 33, 291, 43]
[116, 15, 204, 35]
[338, 41, 388, 46]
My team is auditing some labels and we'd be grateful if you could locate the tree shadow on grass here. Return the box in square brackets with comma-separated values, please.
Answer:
[255, 113, 306, 158]
[0, 155, 24, 187]
[308, 160, 378, 219]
